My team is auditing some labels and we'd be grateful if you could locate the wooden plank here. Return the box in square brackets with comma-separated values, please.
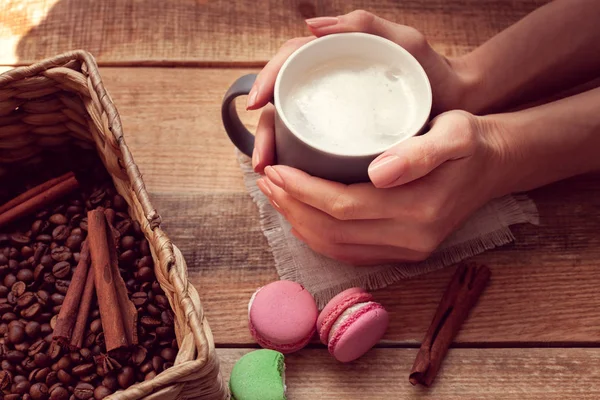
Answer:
[217, 348, 600, 399]
[91, 67, 600, 345]
[151, 174, 600, 345]
[1, 0, 548, 65]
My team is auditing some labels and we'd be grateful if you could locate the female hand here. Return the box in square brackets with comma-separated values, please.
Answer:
[256, 111, 508, 265]
[248, 10, 474, 173]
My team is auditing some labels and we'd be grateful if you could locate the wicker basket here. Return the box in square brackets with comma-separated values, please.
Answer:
[0, 50, 229, 400]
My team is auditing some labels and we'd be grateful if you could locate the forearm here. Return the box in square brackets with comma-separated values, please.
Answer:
[489, 86, 600, 197]
[457, 0, 600, 114]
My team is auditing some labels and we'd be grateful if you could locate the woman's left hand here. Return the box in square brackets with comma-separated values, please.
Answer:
[256, 111, 509, 265]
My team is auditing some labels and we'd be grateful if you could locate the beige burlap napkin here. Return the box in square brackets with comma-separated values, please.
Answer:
[238, 153, 539, 307]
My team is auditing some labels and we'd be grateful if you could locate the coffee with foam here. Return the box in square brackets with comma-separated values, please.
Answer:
[281, 57, 419, 155]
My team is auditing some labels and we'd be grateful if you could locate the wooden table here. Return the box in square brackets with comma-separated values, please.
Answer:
[3, 1, 600, 398]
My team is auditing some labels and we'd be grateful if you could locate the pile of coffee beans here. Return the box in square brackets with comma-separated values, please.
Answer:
[0, 162, 178, 400]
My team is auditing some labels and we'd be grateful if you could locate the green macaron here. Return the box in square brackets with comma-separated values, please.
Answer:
[229, 349, 286, 400]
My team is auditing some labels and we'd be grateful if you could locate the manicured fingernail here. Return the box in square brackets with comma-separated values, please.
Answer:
[368, 155, 404, 187]
[257, 178, 272, 197]
[264, 166, 284, 187]
[252, 149, 260, 170]
[246, 85, 259, 109]
[305, 17, 339, 29]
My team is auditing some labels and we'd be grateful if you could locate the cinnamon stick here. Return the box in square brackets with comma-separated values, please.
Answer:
[88, 210, 137, 355]
[409, 263, 491, 387]
[53, 241, 91, 345]
[0, 175, 79, 229]
[0, 172, 74, 215]
[70, 261, 96, 349]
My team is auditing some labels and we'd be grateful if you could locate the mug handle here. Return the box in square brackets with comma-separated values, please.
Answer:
[221, 73, 259, 157]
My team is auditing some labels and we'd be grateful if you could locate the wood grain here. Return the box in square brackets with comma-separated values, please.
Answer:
[89, 67, 600, 345]
[0, 0, 548, 65]
[217, 348, 600, 399]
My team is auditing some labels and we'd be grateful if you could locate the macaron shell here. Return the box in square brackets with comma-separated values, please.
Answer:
[249, 317, 313, 354]
[329, 303, 389, 363]
[317, 288, 373, 344]
[229, 349, 286, 400]
[249, 280, 318, 350]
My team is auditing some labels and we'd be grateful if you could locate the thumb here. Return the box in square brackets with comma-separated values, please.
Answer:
[368, 112, 478, 188]
[305, 10, 428, 59]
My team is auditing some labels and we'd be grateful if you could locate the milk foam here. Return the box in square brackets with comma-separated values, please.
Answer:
[282, 58, 418, 155]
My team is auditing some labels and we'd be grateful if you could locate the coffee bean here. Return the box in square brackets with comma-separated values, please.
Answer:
[28, 339, 48, 357]
[31, 220, 49, 237]
[57, 370, 72, 385]
[40, 323, 52, 336]
[21, 303, 42, 319]
[51, 247, 72, 263]
[152, 355, 165, 372]
[36, 235, 53, 244]
[5, 394, 21, 400]
[11, 233, 31, 246]
[52, 262, 71, 279]
[72, 363, 94, 377]
[79, 348, 92, 361]
[15, 342, 31, 353]
[146, 303, 161, 317]
[145, 371, 157, 381]
[89, 319, 102, 334]
[17, 292, 36, 308]
[93, 385, 113, 400]
[33, 264, 46, 283]
[111, 194, 126, 211]
[22, 246, 35, 259]
[6, 349, 25, 363]
[45, 371, 58, 387]
[81, 373, 98, 383]
[43, 273, 56, 287]
[139, 361, 153, 374]
[52, 226, 70, 242]
[0, 303, 12, 316]
[30, 382, 49, 400]
[130, 346, 147, 366]
[120, 236, 135, 251]
[0, 369, 12, 390]
[160, 348, 176, 362]
[54, 280, 70, 295]
[154, 294, 169, 310]
[33, 367, 50, 383]
[89, 189, 106, 206]
[49, 386, 69, 400]
[14, 380, 32, 395]
[0, 321, 7, 335]
[49, 214, 68, 226]
[79, 218, 88, 231]
[56, 356, 71, 371]
[48, 341, 62, 360]
[0, 284, 8, 297]
[101, 374, 118, 391]
[65, 235, 83, 251]
[161, 310, 174, 326]
[117, 366, 134, 389]
[66, 206, 83, 217]
[8, 323, 25, 344]
[118, 250, 136, 265]
[74, 382, 94, 400]
[17, 269, 35, 283]
[2, 312, 17, 322]
[95, 332, 104, 347]
[25, 321, 41, 339]
[140, 316, 161, 328]
[70, 351, 82, 364]
[23, 356, 39, 371]
[155, 326, 174, 339]
[131, 292, 147, 307]
[4, 273, 17, 288]
[138, 239, 150, 257]
[83, 332, 96, 348]
[35, 353, 52, 368]
[9, 247, 19, 259]
[2, 359, 15, 373]
[40, 255, 52, 268]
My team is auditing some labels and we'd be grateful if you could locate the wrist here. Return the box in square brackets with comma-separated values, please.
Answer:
[446, 54, 485, 114]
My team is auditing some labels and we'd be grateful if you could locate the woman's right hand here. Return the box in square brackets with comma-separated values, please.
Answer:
[247, 10, 475, 173]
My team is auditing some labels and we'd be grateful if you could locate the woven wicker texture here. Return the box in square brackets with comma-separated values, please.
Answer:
[0, 50, 229, 400]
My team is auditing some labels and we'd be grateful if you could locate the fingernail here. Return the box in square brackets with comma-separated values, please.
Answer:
[257, 178, 272, 197]
[264, 166, 284, 187]
[252, 149, 260, 170]
[305, 16, 339, 29]
[368, 155, 404, 187]
[270, 199, 283, 213]
[246, 85, 259, 109]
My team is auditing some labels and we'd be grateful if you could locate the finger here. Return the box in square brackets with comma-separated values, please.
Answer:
[368, 112, 478, 188]
[259, 176, 428, 249]
[247, 36, 315, 110]
[291, 228, 427, 265]
[264, 165, 391, 220]
[253, 104, 276, 172]
[305, 10, 428, 58]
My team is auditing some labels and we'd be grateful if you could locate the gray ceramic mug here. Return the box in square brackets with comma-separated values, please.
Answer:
[221, 33, 432, 184]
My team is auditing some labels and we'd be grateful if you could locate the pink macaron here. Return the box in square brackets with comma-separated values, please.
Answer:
[317, 287, 389, 363]
[248, 280, 318, 354]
